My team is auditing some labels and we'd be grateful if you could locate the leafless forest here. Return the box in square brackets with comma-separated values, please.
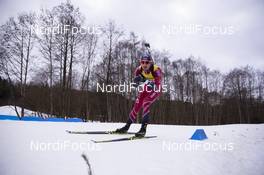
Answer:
[0, 2, 263, 125]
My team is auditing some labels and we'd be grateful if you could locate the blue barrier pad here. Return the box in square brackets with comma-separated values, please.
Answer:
[66, 118, 83, 122]
[0, 115, 20, 120]
[46, 117, 65, 122]
[0, 115, 83, 122]
[22, 116, 45, 121]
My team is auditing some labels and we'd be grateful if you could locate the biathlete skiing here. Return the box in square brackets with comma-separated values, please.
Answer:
[115, 49, 163, 137]
[66, 44, 163, 142]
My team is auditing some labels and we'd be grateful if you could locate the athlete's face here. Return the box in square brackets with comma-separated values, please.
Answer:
[140, 60, 151, 70]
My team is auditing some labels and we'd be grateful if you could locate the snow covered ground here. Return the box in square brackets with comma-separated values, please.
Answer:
[0, 120, 263, 175]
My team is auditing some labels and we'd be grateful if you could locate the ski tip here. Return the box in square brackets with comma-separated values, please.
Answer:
[66, 130, 74, 134]
[145, 136, 158, 139]
[91, 140, 99, 143]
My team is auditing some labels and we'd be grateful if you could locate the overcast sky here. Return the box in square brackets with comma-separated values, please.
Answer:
[1, 0, 263, 72]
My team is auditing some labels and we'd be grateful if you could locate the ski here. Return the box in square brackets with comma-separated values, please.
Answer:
[91, 135, 157, 143]
[66, 130, 136, 135]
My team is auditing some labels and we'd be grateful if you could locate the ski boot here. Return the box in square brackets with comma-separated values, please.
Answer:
[115, 124, 130, 133]
[115, 118, 133, 134]
[135, 123, 147, 137]
[135, 114, 149, 137]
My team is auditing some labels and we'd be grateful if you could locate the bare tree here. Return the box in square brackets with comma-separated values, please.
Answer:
[52, 1, 84, 117]
[99, 20, 124, 121]
[38, 8, 57, 116]
[256, 70, 264, 101]
[0, 12, 36, 117]
[79, 32, 98, 120]
[223, 67, 253, 123]
[172, 59, 185, 101]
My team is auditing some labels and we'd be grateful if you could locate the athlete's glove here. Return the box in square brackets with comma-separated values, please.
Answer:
[146, 81, 155, 90]
[134, 74, 145, 84]
[132, 74, 146, 87]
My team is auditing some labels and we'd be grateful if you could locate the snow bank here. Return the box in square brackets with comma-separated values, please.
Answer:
[0, 105, 35, 116]
[0, 120, 263, 175]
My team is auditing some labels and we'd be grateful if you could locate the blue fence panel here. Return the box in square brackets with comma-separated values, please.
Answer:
[0, 115, 20, 120]
[46, 117, 65, 122]
[66, 118, 83, 122]
[22, 116, 45, 121]
[0, 115, 83, 122]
